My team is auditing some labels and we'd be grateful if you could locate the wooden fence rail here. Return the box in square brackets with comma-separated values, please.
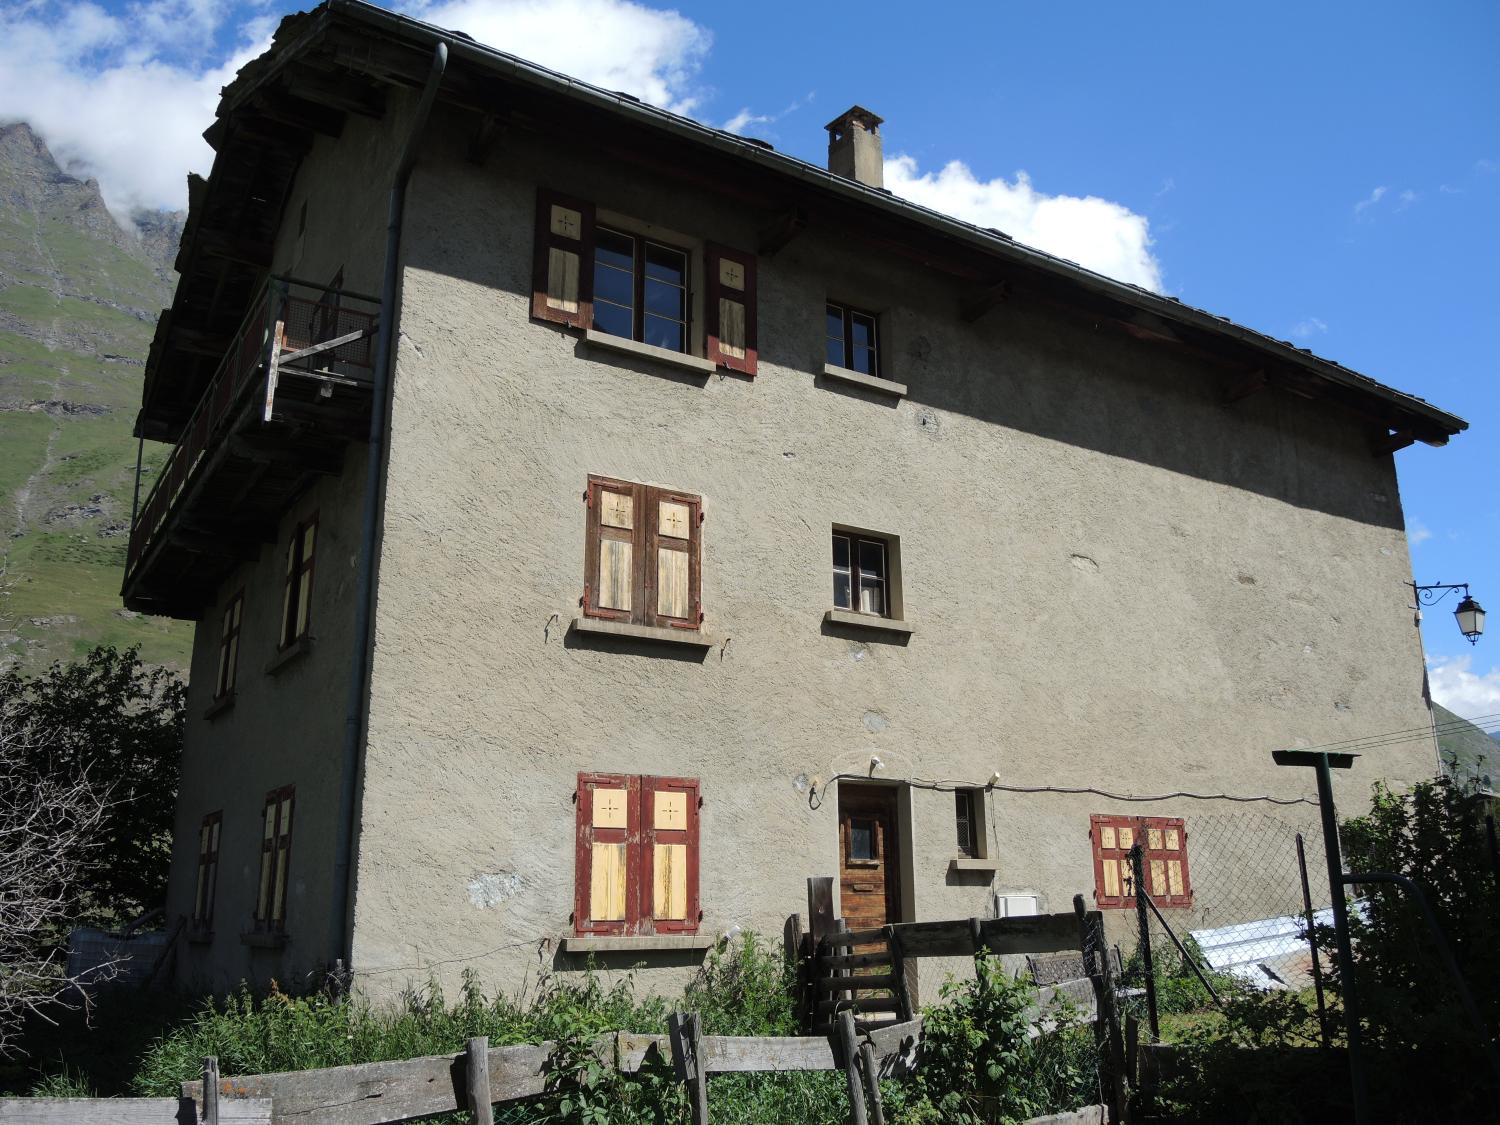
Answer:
[0, 1097, 271, 1123]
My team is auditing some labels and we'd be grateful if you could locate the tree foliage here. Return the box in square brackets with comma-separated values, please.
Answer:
[0, 645, 185, 925]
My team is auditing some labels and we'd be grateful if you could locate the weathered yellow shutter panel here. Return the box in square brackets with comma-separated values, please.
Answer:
[654, 790, 687, 831]
[653, 844, 687, 919]
[1100, 826, 1116, 850]
[1150, 859, 1166, 896]
[1167, 859, 1184, 897]
[593, 788, 628, 829]
[599, 540, 632, 611]
[590, 842, 627, 921]
[718, 298, 746, 360]
[658, 548, 689, 619]
[1147, 828, 1163, 851]
[600, 490, 633, 530]
[1117, 826, 1134, 850]
[1102, 857, 1120, 899]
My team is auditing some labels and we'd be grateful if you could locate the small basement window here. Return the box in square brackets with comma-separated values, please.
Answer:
[955, 789, 982, 857]
[826, 302, 880, 376]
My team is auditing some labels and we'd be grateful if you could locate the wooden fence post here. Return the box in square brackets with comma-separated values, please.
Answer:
[1074, 895, 1129, 1124]
[859, 1040, 886, 1125]
[837, 1009, 870, 1125]
[668, 1012, 708, 1125]
[465, 1036, 493, 1125]
[201, 1056, 218, 1125]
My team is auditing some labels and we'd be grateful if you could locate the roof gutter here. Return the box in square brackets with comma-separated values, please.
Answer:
[332, 38, 448, 981]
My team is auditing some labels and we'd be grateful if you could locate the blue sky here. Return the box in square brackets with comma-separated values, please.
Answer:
[2, 0, 1496, 720]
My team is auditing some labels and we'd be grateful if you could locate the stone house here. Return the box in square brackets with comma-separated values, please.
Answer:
[125, 0, 1466, 1001]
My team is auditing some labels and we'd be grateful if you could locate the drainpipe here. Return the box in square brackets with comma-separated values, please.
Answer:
[332, 40, 448, 979]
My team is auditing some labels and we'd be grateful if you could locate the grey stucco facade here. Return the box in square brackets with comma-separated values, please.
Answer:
[154, 8, 1456, 1004]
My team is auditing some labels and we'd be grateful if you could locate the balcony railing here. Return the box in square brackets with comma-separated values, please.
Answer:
[126, 276, 381, 586]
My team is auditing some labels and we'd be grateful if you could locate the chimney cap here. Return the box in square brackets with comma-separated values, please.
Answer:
[825, 106, 884, 136]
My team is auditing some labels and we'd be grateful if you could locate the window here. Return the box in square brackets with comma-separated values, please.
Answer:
[214, 593, 243, 700]
[279, 517, 316, 648]
[955, 790, 981, 857]
[254, 787, 295, 931]
[826, 302, 879, 376]
[575, 773, 700, 935]
[593, 227, 690, 353]
[584, 476, 702, 630]
[833, 531, 890, 617]
[192, 811, 222, 929]
[1090, 814, 1191, 909]
[532, 189, 758, 374]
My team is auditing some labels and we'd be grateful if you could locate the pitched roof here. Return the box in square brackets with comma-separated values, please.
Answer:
[142, 0, 1467, 446]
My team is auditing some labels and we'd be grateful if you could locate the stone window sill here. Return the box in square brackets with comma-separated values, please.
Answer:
[585, 329, 716, 377]
[187, 927, 214, 946]
[823, 609, 915, 636]
[571, 617, 715, 650]
[562, 935, 716, 954]
[204, 692, 236, 721]
[239, 930, 288, 949]
[949, 858, 1001, 874]
[821, 363, 907, 398]
[265, 635, 312, 676]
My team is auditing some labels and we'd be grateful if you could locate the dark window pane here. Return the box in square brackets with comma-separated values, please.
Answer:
[826, 305, 845, 340]
[832, 535, 850, 570]
[858, 539, 885, 579]
[834, 572, 851, 608]
[644, 243, 686, 284]
[593, 301, 632, 339]
[645, 276, 685, 319]
[851, 313, 875, 349]
[826, 338, 845, 367]
[643, 315, 684, 352]
[594, 263, 633, 309]
[956, 792, 974, 856]
[595, 228, 634, 271]
[858, 575, 885, 616]
[850, 818, 876, 860]
[853, 346, 875, 375]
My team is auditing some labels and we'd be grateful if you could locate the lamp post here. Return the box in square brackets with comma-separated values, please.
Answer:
[1409, 581, 1485, 645]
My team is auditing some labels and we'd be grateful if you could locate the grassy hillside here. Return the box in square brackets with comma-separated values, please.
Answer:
[0, 122, 191, 672]
[1435, 702, 1500, 790]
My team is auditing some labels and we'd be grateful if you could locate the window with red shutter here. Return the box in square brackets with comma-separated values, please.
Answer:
[583, 476, 702, 630]
[706, 243, 757, 376]
[532, 189, 596, 328]
[1090, 814, 1192, 909]
[574, 773, 700, 936]
[215, 592, 243, 700]
[193, 811, 222, 929]
[255, 786, 295, 932]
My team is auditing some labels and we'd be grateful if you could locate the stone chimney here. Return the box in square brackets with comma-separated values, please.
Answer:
[825, 106, 884, 188]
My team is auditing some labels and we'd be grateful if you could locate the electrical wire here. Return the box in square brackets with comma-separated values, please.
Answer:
[809, 772, 1316, 809]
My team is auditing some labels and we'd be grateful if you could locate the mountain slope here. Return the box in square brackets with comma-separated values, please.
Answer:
[0, 122, 190, 671]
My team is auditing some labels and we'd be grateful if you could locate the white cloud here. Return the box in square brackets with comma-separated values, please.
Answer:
[1353, 185, 1388, 218]
[884, 156, 1163, 291]
[1, 0, 712, 217]
[1407, 522, 1433, 547]
[409, 0, 710, 114]
[1396, 188, 1418, 210]
[723, 108, 772, 135]
[1429, 655, 1500, 725]
[1291, 316, 1327, 339]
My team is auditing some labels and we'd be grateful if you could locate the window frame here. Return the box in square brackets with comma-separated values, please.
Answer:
[832, 530, 893, 619]
[1090, 814, 1192, 909]
[591, 226, 693, 355]
[254, 786, 295, 932]
[826, 301, 881, 377]
[279, 516, 317, 650]
[955, 789, 981, 858]
[192, 810, 222, 930]
[583, 475, 703, 631]
[574, 772, 700, 936]
[214, 591, 243, 701]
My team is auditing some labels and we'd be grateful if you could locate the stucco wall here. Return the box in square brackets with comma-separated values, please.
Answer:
[346, 116, 1435, 1003]
[161, 106, 398, 990]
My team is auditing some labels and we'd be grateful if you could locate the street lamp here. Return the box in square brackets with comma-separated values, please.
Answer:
[1409, 581, 1485, 645]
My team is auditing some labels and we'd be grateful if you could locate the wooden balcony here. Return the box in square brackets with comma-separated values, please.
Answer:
[123, 277, 380, 618]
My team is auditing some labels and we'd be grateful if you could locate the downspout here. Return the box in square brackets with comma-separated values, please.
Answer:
[332, 40, 448, 978]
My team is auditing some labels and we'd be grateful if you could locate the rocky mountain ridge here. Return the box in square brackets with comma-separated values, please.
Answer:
[0, 121, 191, 671]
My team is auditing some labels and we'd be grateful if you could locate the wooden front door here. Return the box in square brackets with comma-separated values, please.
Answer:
[838, 785, 901, 932]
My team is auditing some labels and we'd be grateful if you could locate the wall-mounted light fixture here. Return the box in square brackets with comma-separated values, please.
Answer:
[1409, 581, 1486, 645]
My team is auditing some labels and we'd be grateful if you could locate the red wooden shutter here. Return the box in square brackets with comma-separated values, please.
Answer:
[1142, 817, 1192, 907]
[583, 476, 643, 622]
[575, 773, 638, 935]
[1089, 814, 1137, 909]
[705, 243, 757, 375]
[644, 486, 702, 630]
[532, 188, 595, 328]
[641, 776, 700, 934]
